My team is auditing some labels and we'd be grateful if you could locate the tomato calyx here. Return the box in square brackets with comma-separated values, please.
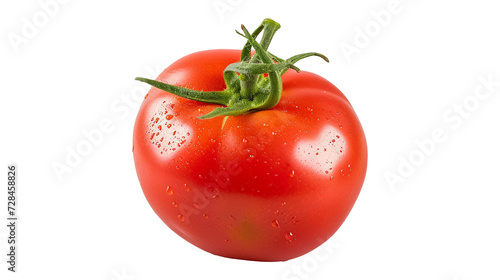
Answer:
[135, 18, 329, 119]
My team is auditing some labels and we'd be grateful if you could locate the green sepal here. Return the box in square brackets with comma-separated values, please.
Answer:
[135, 77, 232, 105]
[135, 18, 329, 119]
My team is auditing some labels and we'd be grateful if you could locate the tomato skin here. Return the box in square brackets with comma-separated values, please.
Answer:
[133, 49, 367, 261]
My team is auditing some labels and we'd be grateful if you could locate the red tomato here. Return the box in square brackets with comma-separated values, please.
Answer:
[133, 49, 367, 261]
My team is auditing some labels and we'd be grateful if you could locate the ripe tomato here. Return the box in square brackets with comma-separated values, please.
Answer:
[133, 20, 367, 261]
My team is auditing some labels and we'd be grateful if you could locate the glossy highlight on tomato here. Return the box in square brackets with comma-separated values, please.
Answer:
[133, 19, 367, 262]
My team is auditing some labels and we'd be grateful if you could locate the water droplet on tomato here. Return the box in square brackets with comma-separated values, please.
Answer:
[166, 114, 174, 120]
[272, 219, 280, 228]
[167, 124, 172, 128]
[203, 214, 208, 219]
[289, 170, 295, 177]
[178, 215, 185, 222]
[193, 202, 200, 209]
[206, 186, 218, 198]
[158, 125, 162, 130]
[165, 186, 173, 195]
[285, 232, 295, 242]
[185, 184, 190, 192]
[172, 201, 178, 207]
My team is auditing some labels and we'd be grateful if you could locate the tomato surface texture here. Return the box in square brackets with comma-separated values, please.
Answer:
[133, 48, 367, 261]
[134, 19, 367, 261]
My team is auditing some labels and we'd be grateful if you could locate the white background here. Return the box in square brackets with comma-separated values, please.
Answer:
[1, 0, 499, 279]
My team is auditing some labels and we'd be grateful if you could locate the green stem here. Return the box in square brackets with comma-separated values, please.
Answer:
[239, 25, 264, 62]
[250, 19, 280, 63]
[135, 18, 329, 119]
[240, 19, 281, 100]
[239, 23, 282, 110]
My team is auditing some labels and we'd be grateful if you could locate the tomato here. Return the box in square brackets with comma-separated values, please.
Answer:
[133, 19, 367, 261]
